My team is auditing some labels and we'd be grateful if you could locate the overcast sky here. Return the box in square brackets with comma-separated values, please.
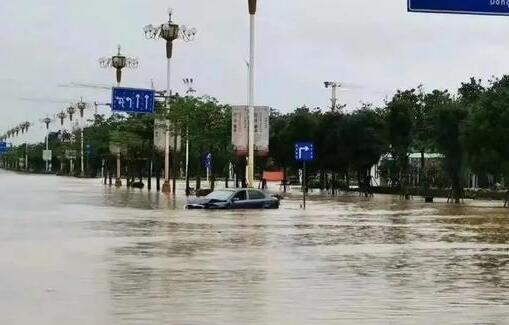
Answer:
[1, 0, 509, 142]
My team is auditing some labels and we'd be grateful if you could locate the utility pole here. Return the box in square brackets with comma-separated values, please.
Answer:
[324, 81, 342, 112]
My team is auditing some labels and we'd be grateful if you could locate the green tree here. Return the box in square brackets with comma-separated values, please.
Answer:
[433, 102, 468, 203]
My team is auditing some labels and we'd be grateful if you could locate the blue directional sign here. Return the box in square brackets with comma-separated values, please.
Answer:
[111, 87, 155, 114]
[0, 142, 8, 155]
[295, 142, 314, 162]
[408, 0, 509, 16]
[204, 152, 213, 170]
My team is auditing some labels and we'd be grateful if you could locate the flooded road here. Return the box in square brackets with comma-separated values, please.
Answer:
[1, 170, 509, 324]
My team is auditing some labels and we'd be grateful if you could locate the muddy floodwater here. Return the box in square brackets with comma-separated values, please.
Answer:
[1, 170, 509, 324]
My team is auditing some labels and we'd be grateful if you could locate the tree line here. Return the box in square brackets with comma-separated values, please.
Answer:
[2, 76, 509, 201]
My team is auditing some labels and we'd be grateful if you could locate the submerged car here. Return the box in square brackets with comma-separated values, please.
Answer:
[186, 188, 280, 209]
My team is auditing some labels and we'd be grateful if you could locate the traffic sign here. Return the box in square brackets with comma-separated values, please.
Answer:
[65, 149, 77, 159]
[204, 152, 213, 170]
[0, 142, 7, 155]
[111, 87, 155, 114]
[408, 0, 509, 16]
[295, 142, 314, 162]
[42, 150, 52, 161]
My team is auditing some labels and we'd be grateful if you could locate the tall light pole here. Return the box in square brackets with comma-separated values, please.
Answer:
[56, 111, 67, 173]
[66, 105, 77, 175]
[76, 98, 87, 177]
[143, 9, 196, 193]
[144, 9, 197, 193]
[20, 122, 30, 171]
[42, 117, 52, 172]
[247, 0, 257, 188]
[183, 78, 196, 195]
[99, 46, 138, 186]
[324, 81, 341, 112]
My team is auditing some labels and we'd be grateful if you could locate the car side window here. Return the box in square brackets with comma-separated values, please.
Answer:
[232, 190, 247, 201]
[248, 190, 266, 200]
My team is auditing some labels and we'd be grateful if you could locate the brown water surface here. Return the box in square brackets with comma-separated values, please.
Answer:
[1, 170, 509, 324]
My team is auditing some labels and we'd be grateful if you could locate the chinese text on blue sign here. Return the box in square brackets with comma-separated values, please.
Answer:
[408, 0, 509, 16]
[111, 87, 155, 114]
[295, 142, 314, 162]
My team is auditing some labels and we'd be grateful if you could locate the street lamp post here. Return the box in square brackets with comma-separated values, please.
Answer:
[144, 9, 197, 194]
[99, 46, 138, 187]
[247, 0, 257, 188]
[99, 46, 139, 87]
[66, 105, 76, 175]
[42, 117, 52, 172]
[77, 98, 87, 177]
[20, 122, 30, 171]
[56, 111, 67, 174]
[183, 78, 196, 195]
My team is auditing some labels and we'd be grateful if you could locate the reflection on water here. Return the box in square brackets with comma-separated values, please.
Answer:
[1, 170, 509, 324]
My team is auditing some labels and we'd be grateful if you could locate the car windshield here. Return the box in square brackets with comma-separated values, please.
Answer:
[205, 190, 234, 201]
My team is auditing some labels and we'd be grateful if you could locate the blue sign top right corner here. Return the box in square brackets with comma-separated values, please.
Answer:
[295, 142, 314, 162]
[408, 0, 509, 16]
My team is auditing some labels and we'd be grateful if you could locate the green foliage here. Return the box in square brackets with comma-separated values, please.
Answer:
[7, 73, 509, 202]
[463, 76, 509, 176]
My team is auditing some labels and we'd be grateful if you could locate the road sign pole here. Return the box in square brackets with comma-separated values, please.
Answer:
[295, 142, 314, 208]
[303, 161, 306, 209]
[115, 153, 122, 187]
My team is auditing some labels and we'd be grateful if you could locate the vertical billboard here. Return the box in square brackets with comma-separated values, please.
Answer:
[232, 106, 248, 156]
[154, 119, 181, 152]
[254, 106, 270, 156]
[231, 106, 269, 156]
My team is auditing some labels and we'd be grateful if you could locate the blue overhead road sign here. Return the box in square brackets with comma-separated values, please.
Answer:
[112, 87, 155, 114]
[408, 0, 509, 16]
[0, 142, 7, 154]
[295, 142, 314, 162]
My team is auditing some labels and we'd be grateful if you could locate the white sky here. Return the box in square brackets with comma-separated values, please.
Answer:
[1, 0, 509, 142]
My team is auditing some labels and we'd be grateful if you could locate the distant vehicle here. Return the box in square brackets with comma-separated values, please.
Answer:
[186, 188, 280, 210]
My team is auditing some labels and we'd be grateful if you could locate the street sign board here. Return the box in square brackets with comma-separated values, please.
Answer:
[408, 0, 509, 16]
[65, 149, 77, 159]
[42, 150, 52, 161]
[112, 87, 155, 114]
[295, 142, 314, 162]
